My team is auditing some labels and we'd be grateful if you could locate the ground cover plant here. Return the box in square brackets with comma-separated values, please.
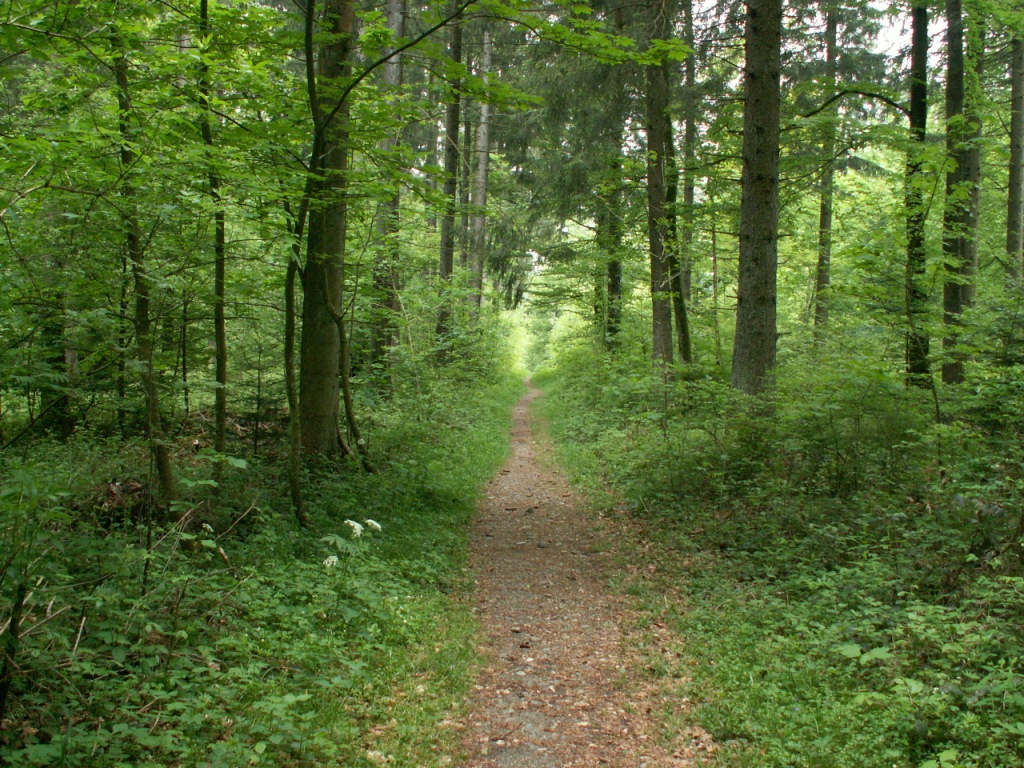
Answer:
[534, 340, 1024, 768]
[0, 364, 522, 768]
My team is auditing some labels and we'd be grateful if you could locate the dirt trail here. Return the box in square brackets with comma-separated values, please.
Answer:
[457, 383, 703, 767]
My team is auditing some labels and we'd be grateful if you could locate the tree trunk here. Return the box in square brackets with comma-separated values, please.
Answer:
[369, 0, 406, 371]
[299, 0, 356, 455]
[665, 124, 692, 363]
[1008, 37, 1024, 282]
[645, 0, 675, 368]
[813, 5, 837, 337]
[961, 21, 984, 308]
[113, 49, 176, 508]
[597, 170, 624, 346]
[680, 0, 696, 303]
[469, 28, 492, 317]
[710, 192, 722, 366]
[459, 90, 473, 270]
[285, 229, 305, 525]
[731, 0, 782, 395]
[940, 0, 979, 385]
[905, 0, 930, 385]
[435, 9, 463, 341]
[198, 0, 228, 467]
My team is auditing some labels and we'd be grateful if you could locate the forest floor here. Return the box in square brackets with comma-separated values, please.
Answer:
[455, 382, 714, 767]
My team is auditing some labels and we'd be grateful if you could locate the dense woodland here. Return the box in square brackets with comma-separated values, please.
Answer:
[2, 0, 1024, 765]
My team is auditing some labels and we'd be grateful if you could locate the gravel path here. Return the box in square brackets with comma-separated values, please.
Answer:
[457, 383, 708, 767]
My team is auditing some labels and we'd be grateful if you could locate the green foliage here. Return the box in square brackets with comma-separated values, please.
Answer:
[0, 370, 522, 767]
[537, 341, 1024, 768]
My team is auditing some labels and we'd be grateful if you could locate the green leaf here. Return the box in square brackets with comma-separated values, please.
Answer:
[835, 642, 862, 658]
[859, 646, 893, 664]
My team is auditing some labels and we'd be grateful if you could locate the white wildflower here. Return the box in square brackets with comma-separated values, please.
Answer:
[201, 523, 214, 534]
[344, 519, 364, 537]
[364, 519, 382, 533]
[323, 555, 339, 569]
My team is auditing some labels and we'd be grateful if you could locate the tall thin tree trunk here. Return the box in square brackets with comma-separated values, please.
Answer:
[469, 28, 492, 316]
[435, 8, 463, 341]
[813, 5, 837, 337]
[199, 0, 227, 467]
[665, 124, 692, 363]
[731, 0, 783, 395]
[285, 232, 305, 525]
[961, 20, 984, 308]
[459, 92, 473, 270]
[681, 0, 696, 303]
[180, 295, 190, 415]
[645, 0, 675, 368]
[370, 0, 407, 370]
[905, 1, 931, 385]
[710, 193, 722, 366]
[597, 164, 624, 346]
[1008, 37, 1024, 282]
[113, 49, 176, 508]
[425, 72, 440, 233]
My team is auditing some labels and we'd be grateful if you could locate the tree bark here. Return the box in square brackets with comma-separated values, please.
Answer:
[645, 0, 675, 368]
[680, 0, 696, 303]
[813, 4, 837, 337]
[468, 28, 492, 317]
[940, 0, 980, 385]
[905, 0, 930, 385]
[731, 0, 782, 395]
[665, 125, 692, 363]
[369, 0, 406, 370]
[459, 90, 473, 270]
[198, 0, 228, 468]
[435, 8, 463, 341]
[1008, 37, 1024, 282]
[299, 0, 356, 455]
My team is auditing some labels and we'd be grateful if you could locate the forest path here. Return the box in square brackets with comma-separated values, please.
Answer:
[456, 382, 703, 767]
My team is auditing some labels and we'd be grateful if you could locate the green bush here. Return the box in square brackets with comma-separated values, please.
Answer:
[538, 342, 1024, 768]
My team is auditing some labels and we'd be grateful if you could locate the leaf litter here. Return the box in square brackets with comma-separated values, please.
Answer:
[455, 383, 714, 767]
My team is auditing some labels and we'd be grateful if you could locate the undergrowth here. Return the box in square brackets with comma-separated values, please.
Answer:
[0, 368, 522, 767]
[534, 342, 1024, 768]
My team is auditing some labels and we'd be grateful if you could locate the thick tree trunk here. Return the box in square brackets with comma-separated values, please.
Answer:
[813, 6, 837, 337]
[435, 10, 463, 341]
[1008, 37, 1024, 282]
[468, 28, 492, 316]
[645, 0, 675, 368]
[113, 51, 176, 508]
[905, 1, 930, 385]
[300, 0, 356, 455]
[731, 0, 782, 395]
[940, 0, 980, 385]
